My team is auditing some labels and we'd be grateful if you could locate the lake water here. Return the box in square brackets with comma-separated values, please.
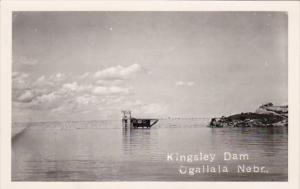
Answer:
[12, 119, 288, 181]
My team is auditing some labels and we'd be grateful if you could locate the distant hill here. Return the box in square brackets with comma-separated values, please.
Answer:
[208, 103, 288, 127]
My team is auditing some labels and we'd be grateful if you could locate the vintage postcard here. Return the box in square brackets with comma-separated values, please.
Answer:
[1, 1, 299, 189]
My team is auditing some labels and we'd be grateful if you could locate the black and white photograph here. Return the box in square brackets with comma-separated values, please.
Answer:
[0, 1, 298, 187]
[10, 10, 290, 182]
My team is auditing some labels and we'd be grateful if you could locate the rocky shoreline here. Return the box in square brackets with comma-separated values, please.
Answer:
[208, 103, 288, 128]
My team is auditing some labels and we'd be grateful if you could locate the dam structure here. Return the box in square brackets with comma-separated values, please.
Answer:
[122, 110, 159, 129]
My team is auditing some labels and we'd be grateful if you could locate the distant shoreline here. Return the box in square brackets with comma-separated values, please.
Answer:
[208, 103, 288, 128]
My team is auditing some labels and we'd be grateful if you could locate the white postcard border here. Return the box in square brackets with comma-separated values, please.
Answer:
[1, 1, 299, 189]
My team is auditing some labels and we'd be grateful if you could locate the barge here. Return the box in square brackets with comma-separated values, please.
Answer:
[122, 110, 159, 128]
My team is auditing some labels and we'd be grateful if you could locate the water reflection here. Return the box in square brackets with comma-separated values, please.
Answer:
[122, 127, 160, 161]
[209, 127, 288, 174]
[12, 121, 288, 181]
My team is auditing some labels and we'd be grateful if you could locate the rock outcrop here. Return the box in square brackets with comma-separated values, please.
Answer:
[208, 103, 288, 128]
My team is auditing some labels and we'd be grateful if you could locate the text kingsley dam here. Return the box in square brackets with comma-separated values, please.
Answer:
[167, 152, 249, 162]
[167, 152, 269, 175]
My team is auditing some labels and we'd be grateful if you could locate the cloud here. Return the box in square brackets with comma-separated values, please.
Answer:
[13, 73, 64, 105]
[62, 82, 78, 91]
[96, 79, 123, 86]
[76, 64, 142, 88]
[49, 73, 66, 82]
[75, 95, 97, 105]
[17, 90, 34, 103]
[92, 86, 130, 95]
[15, 89, 62, 112]
[12, 65, 147, 121]
[94, 64, 142, 80]
[12, 72, 29, 90]
[12, 72, 32, 102]
[34, 73, 66, 86]
[34, 92, 59, 104]
[59, 82, 130, 97]
[176, 81, 195, 87]
[32, 76, 54, 87]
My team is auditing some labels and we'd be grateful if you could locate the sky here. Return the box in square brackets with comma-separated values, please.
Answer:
[12, 11, 288, 122]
